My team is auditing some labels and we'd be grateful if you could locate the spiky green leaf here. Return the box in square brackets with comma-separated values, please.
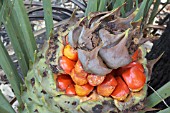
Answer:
[112, 0, 125, 17]
[13, 0, 37, 62]
[98, 0, 108, 11]
[0, 40, 22, 104]
[125, 0, 133, 13]
[133, 0, 147, 21]
[158, 107, 170, 113]
[0, 91, 16, 113]
[143, 0, 154, 23]
[1, 0, 29, 76]
[42, 0, 54, 39]
[148, 0, 160, 24]
[85, 0, 99, 16]
[0, 0, 7, 28]
[146, 82, 170, 108]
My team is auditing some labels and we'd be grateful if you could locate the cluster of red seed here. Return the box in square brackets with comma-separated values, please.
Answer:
[54, 44, 146, 101]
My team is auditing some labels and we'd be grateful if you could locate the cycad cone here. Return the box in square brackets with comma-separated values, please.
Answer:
[21, 8, 149, 113]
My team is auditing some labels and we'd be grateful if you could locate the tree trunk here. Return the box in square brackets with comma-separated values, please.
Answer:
[146, 16, 170, 109]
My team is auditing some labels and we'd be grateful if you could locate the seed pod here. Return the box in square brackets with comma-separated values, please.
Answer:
[57, 74, 73, 91]
[131, 49, 139, 61]
[59, 56, 76, 74]
[111, 77, 129, 101]
[117, 61, 144, 76]
[64, 44, 78, 61]
[87, 74, 105, 86]
[75, 83, 94, 96]
[70, 69, 88, 85]
[122, 66, 146, 92]
[74, 60, 88, 77]
[66, 84, 76, 95]
[97, 74, 117, 96]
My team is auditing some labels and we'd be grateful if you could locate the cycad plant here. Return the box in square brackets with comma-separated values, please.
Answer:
[0, 0, 170, 113]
